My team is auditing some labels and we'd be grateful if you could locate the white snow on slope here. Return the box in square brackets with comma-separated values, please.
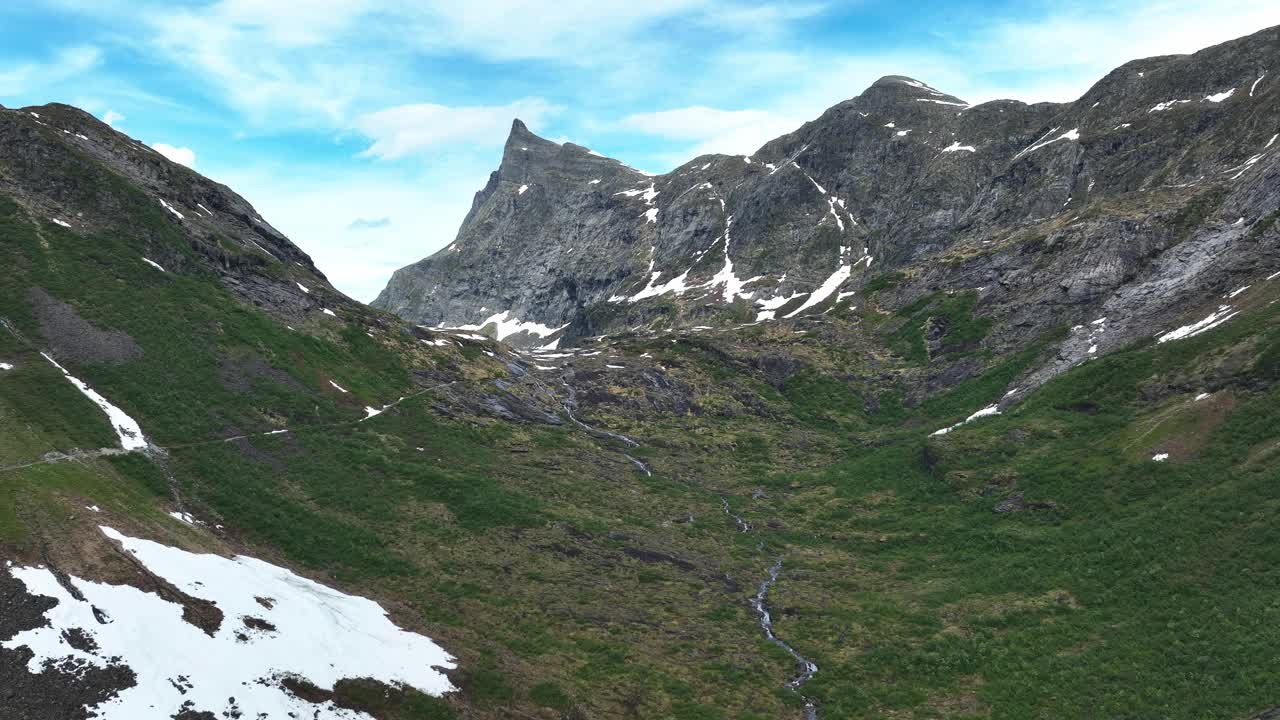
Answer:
[642, 208, 659, 223]
[785, 246, 857, 318]
[932, 404, 1001, 436]
[1250, 74, 1266, 97]
[1226, 285, 1250, 299]
[616, 184, 659, 204]
[296, 282, 309, 293]
[916, 98, 969, 107]
[708, 215, 762, 303]
[322, 308, 336, 317]
[1156, 305, 1239, 343]
[518, 184, 528, 195]
[1152, 453, 1169, 462]
[1204, 88, 1235, 103]
[196, 203, 213, 217]
[0, 362, 13, 370]
[41, 353, 148, 450]
[159, 198, 184, 220]
[941, 142, 976, 153]
[1149, 99, 1192, 112]
[1015, 127, 1080, 158]
[1223, 135, 1276, 181]
[53, 218, 72, 228]
[626, 267, 693, 303]
[450, 310, 568, 341]
[753, 292, 805, 321]
[328, 380, 348, 393]
[4, 526, 455, 720]
[142, 258, 165, 272]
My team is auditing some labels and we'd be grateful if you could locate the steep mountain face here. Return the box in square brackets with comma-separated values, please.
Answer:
[0, 102, 345, 324]
[376, 26, 1280, 386]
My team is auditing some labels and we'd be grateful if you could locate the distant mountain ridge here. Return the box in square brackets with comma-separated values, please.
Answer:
[374, 25, 1280, 391]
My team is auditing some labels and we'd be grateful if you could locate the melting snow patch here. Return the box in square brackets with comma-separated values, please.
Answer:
[589, 179, 600, 184]
[916, 98, 969, 107]
[1015, 127, 1080, 158]
[448, 311, 567, 341]
[363, 406, 384, 420]
[196, 203, 213, 216]
[932, 405, 1001, 436]
[0, 362, 12, 371]
[1149, 99, 1191, 112]
[1194, 392, 1210, 401]
[1250, 74, 1266, 97]
[896, 129, 911, 137]
[322, 308, 336, 317]
[1203, 88, 1235, 103]
[1156, 305, 1239, 343]
[3, 526, 456, 720]
[784, 246, 857, 318]
[159, 199, 184, 220]
[86, 505, 101, 512]
[941, 142, 976, 153]
[52, 218, 72, 228]
[41, 353, 147, 450]
[168, 511, 200, 525]
[518, 184, 528, 195]
[328, 380, 348, 393]
[1152, 453, 1169, 462]
[642, 208, 659, 223]
[142, 258, 165, 272]
[1226, 285, 1250, 299]
[296, 282, 309, 294]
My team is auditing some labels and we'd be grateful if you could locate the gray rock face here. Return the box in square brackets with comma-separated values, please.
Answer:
[0, 102, 343, 323]
[375, 25, 1280, 386]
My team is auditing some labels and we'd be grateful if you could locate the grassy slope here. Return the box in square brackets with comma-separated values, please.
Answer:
[2, 168, 1279, 720]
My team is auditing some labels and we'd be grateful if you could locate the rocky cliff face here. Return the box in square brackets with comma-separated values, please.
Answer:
[0, 102, 353, 324]
[375, 26, 1280, 386]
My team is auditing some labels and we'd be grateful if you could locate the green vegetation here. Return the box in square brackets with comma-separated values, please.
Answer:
[3, 160, 1278, 720]
[884, 290, 994, 364]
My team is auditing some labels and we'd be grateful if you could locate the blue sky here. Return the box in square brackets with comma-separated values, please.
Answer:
[2, 1, 1278, 301]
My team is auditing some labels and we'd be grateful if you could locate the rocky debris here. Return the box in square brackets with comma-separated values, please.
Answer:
[992, 492, 1060, 514]
[29, 287, 142, 365]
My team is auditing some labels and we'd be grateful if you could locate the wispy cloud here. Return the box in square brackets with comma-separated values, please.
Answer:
[617, 106, 805, 161]
[0, 46, 101, 97]
[353, 98, 563, 160]
[347, 217, 391, 231]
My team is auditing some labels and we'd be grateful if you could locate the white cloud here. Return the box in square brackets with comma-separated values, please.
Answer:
[151, 143, 197, 168]
[353, 98, 562, 160]
[617, 106, 804, 158]
[102, 109, 125, 126]
[0, 46, 101, 97]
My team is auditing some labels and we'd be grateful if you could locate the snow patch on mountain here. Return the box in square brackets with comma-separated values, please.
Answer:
[3, 526, 455, 720]
[41, 352, 148, 450]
